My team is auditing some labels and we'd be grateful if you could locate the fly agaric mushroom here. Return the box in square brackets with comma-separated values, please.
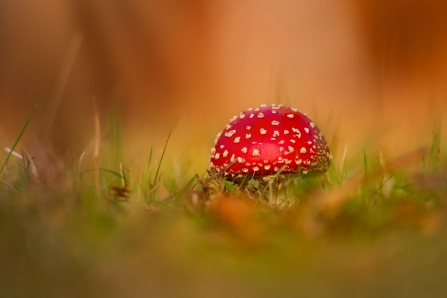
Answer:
[209, 104, 331, 178]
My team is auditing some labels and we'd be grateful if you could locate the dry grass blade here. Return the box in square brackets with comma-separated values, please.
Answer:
[110, 163, 132, 200]
[78, 152, 88, 179]
[23, 148, 40, 182]
[92, 98, 101, 196]
[40, 31, 83, 140]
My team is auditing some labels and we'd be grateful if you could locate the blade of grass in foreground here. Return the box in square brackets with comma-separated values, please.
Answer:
[424, 124, 441, 176]
[363, 148, 370, 175]
[80, 168, 125, 181]
[164, 173, 199, 201]
[148, 131, 172, 203]
[153, 130, 172, 188]
[0, 105, 38, 175]
[145, 147, 153, 184]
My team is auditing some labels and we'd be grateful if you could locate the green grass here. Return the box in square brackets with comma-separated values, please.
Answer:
[1, 110, 447, 298]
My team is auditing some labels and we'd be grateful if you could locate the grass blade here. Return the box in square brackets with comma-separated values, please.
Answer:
[153, 130, 172, 188]
[145, 146, 153, 184]
[1, 105, 38, 175]
[80, 167, 125, 181]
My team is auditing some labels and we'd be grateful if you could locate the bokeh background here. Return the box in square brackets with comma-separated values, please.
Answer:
[2, 2, 447, 297]
[1, 0, 447, 163]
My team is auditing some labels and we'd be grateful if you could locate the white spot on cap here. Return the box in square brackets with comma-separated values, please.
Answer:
[271, 120, 280, 126]
[220, 145, 224, 149]
[234, 137, 240, 143]
[253, 166, 259, 171]
[230, 154, 235, 161]
[211, 148, 216, 154]
[272, 106, 280, 110]
[255, 108, 260, 111]
[272, 110, 277, 114]
[246, 134, 251, 139]
[296, 159, 302, 165]
[239, 114, 245, 119]
[264, 165, 271, 170]
[287, 114, 294, 118]
[300, 147, 307, 154]
[271, 138, 276, 140]
[226, 124, 231, 129]
[290, 139, 296, 143]
[307, 141, 312, 145]
[310, 122, 315, 128]
[246, 126, 251, 130]
[273, 130, 280, 137]
[241, 147, 248, 154]
[250, 114, 254, 118]
[252, 149, 260, 156]
[222, 150, 228, 157]
[237, 157, 245, 163]
[260, 104, 267, 107]
[242, 168, 249, 173]
[260, 128, 267, 134]
[292, 128, 300, 133]
[279, 140, 285, 144]
[230, 116, 237, 122]
[284, 130, 289, 134]
[279, 147, 284, 152]
[214, 132, 222, 144]
[225, 130, 236, 137]
[303, 170, 308, 175]
[214, 153, 220, 159]
[258, 112, 264, 118]
[248, 108, 253, 111]
[288, 146, 294, 152]
[291, 108, 298, 112]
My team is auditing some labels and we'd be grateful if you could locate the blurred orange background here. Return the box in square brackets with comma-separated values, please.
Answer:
[1, 0, 447, 160]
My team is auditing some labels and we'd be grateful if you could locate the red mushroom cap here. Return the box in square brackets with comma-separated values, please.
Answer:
[209, 104, 331, 177]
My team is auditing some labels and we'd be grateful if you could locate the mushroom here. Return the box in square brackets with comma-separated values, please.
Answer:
[209, 104, 331, 178]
